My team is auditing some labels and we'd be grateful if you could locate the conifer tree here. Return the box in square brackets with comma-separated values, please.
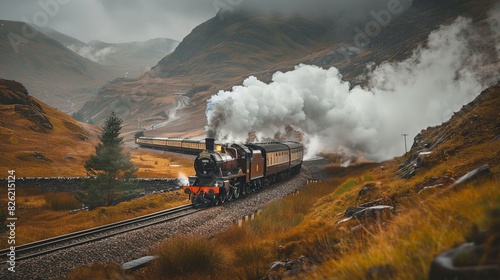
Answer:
[83, 112, 137, 207]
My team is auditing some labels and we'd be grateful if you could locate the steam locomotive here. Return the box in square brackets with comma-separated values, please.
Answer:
[182, 138, 303, 206]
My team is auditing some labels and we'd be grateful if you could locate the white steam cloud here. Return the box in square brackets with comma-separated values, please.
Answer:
[205, 16, 500, 161]
[178, 171, 190, 186]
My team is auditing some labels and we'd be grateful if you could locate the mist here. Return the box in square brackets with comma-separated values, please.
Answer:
[205, 16, 499, 161]
[66, 45, 117, 64]
[236, 0, 413, 19]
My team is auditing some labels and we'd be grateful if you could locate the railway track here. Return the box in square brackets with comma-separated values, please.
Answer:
[0, 204, 197, 261]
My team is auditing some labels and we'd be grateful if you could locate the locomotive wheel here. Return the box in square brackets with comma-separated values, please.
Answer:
[226, 183, 234, 201]
[213, 195, 221, 206]
[233, 185, 241, 199]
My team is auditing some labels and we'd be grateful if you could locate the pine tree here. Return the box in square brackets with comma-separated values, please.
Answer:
[83, 112, 137, 207]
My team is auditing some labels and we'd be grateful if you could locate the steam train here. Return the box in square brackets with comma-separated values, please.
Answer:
[135, 137, 223, 154]
[182, 138, 304, 206]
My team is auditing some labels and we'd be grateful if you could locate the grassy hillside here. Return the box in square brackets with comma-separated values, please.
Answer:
[0, 78, 100, 177]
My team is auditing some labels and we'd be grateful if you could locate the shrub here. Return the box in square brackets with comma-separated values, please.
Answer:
[153, 235, 229, 279]
[44, 192, 81, 211]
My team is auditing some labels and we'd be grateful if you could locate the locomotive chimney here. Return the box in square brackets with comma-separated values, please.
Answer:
[205, 137, 215, 152]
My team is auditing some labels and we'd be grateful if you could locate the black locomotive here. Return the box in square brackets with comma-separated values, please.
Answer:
[182, 138, 303, 206]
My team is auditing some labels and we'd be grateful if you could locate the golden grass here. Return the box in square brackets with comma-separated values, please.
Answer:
[143, 227, 276, 280]
[129, 150, 194, 178]
[313, 181, 499, 280]
[0, 101, 101, 177]
[146, 235, 231, 280]
[135, 159, 498, 280]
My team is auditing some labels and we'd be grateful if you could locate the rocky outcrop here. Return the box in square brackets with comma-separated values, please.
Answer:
[0, 78, 53, 132]
[0, 79, 35, 105]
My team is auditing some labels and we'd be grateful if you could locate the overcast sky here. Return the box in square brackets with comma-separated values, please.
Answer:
[0, 0, 218, 43]
[0, 0, 414, 43]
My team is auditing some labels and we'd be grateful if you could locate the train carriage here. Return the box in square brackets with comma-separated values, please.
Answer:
[283, 141, 304, 174]
[247, 142, 291, 181]
[135, 137, 222, 154]
[181, 139, 203, 153]
[165, 138, 182, 148]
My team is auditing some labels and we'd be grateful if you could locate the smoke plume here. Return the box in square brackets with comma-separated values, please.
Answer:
[205, 16, 499, 161]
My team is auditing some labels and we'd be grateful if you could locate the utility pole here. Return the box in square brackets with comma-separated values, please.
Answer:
[402, 134, 409, 153]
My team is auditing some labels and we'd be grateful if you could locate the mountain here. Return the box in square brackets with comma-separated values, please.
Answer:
[0, 20, 120, 113]
[150, 12, 329, 79]
[34, 25, 88, 50]
[41, 33, 180, 79]
[0, 78, 100, 177]
[36, 26, 179, 78]
[83, 38, 179, 77]
[76, 0, 499, 138]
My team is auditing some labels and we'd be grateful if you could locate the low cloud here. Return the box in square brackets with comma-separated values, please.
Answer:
[67, 45, 117, 64]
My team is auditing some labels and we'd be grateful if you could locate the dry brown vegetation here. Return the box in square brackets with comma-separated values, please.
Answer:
[131, 168, 496, 280]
